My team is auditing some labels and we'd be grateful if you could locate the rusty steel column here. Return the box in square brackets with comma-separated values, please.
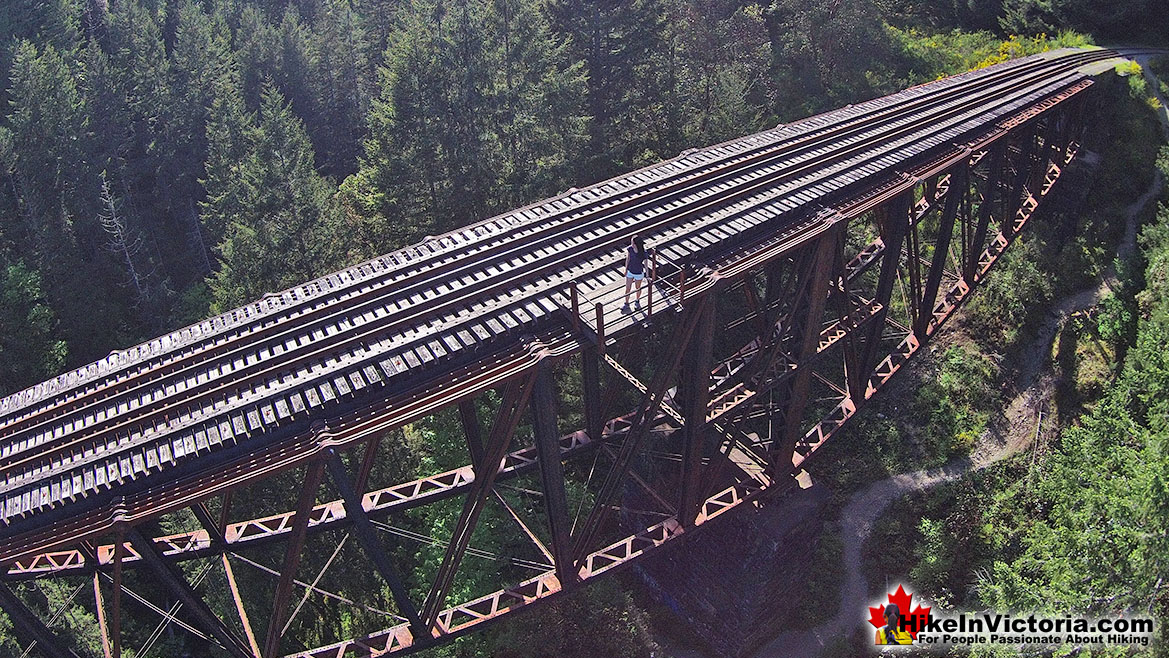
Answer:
[774, 229, 840, 473]
[915, 163, 966, 339]
[261, 461, 327, 658]
[1005, 123, 1039, 234]
[1032, 118, 1058, 193]
[855, 193, 911, 392]
[111, 530, 124, 658]
[191, 502, 224, 545]
[764, 253, 800, 329]
[678, 297, 716, 528]
[221, 555, 262, 658]
[967, 143, 1005, 284]
[581, 347, 604, 441]
[741, 274, 771, 341]
[744, 250, 813, 388]
[830, 228, 863, 403]
[93, 573, 113, 658]
[353, 436, 383, 496]
[530, 363, 576, 587]
[458, 399, 486, 469]
[1051, 102, 1075, 159]
[906, 199, 924, 335]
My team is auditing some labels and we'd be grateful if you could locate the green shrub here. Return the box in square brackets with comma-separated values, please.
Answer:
[1115, 59, 1143, 77]
[889, 27, 1093, 83]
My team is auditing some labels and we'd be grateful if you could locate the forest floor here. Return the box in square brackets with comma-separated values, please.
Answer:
[747, 166, 1164, 657]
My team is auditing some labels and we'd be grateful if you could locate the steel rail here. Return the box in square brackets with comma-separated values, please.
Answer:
[0, 49, 1106, 448]
[0, 52, 1112, 530]
[0, 69, 1094, 568]
[0, 50, 1084, 455]
[0, 55, 1101, 501]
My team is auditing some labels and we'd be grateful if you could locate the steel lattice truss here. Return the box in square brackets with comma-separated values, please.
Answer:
[0, 49, 1125, 658]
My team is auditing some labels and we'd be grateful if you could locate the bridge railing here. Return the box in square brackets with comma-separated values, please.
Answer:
[559, 248, 689, 351]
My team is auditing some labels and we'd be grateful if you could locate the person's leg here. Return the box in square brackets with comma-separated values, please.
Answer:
[624, 276, 632, 307]
[634, 278, 644, 304]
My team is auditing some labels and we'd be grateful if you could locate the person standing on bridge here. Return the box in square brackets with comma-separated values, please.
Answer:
[622, 235, 653, 312]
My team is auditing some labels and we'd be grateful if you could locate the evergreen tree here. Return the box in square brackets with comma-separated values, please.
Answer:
[667, 0, 769, 146]
[874, 0, 1001, 31]
[344, 0, 489, 245]
[486, 0, 588, 206]
[0, 0, 82, 101]
[6, 40, 125, 362]
[345, 0, 588, 248]
[6, 40, 89, 235]
[759, 0, 895, 118]
[999, 0, 1169, 40]
[200, 80, 256, 248]
[274, 5, 320, 125]
[208, 83, 348, 309]
[84, 0, 189, 320]
[80, 0, 111, 43]
[171, 3, 239, 179]
[234, 5, 282, 108]
[0, 261, 67, 396]
[0, 126, 17, 252]
[309, 0, 375, 175]
[170, 1, 238, 273]
[351, 0, 401, 54]
[79, 37, 128, 176]
[106, 0, 176, 209]
[0, 0, 82, 50]
[546, 0, 670, 180]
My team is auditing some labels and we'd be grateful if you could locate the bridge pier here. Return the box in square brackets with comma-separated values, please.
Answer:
[678, 296, 716, 528]
[531, 363, 576, 588]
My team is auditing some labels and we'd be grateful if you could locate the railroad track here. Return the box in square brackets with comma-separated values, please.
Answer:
[0, 49, 1053, 432]
[0, 47, 1129, 530]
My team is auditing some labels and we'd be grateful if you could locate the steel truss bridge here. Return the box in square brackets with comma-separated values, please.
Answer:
[0, 47, 1138, 658]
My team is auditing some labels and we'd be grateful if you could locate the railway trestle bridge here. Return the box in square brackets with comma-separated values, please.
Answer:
[0, 48, 1141, 658]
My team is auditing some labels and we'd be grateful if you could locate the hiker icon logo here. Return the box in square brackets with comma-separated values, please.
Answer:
[869, 584, 932, 646]
[864, 584, 1154, 650]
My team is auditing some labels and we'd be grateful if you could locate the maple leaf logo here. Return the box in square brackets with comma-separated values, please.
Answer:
[868, 584, 932, 641]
